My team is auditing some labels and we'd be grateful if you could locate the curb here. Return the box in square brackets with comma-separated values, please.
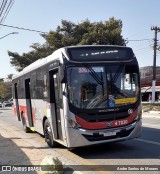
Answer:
[149, 111, 160, 114]
[142, 112, 160, 119]
[142, 110, 160, 114]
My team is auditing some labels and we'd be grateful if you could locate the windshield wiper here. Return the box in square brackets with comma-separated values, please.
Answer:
[109, 70, 128, 97]
[86, 66, 104, 85]
[112, 65, 124, 83]
[85, 66, 104, 96]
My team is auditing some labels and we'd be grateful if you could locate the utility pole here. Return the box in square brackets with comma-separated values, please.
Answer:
[151, 26, 160, 103]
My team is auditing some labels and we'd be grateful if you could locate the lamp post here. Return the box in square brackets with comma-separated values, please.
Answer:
[0, 32, 18, 39]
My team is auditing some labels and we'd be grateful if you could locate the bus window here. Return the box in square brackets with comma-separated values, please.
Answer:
[67, 65, 139, 109]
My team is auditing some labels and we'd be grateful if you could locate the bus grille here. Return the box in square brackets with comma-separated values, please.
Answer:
[82, 128, 134, 141]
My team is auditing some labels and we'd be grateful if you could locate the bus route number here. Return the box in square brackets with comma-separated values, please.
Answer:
[115, 120, 128, 126]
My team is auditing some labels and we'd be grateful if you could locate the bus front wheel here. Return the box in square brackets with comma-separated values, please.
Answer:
[44, 119, 57, 148]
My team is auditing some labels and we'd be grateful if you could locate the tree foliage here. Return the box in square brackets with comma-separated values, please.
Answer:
[8, 17, 125, 71]
[0, 80, 12, 100]
[8, 43, 53, 72]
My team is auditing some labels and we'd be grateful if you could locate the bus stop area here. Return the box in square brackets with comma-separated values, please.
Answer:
[0, 117, 85, 174]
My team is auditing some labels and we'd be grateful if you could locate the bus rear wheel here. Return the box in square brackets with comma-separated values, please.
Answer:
[21, 114, 31, 133]
[44, 119, 57, 148]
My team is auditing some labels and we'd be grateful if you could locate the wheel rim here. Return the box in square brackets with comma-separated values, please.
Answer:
[45, 125, 52, 143]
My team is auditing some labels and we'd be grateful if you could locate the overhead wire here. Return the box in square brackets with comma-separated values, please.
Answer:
[0, 23, 48, 33]
[0, 0, 14, 25]
[0, 0, 7, 19]
[0, 0, 15, 30]
[127, 39, 153, 53]
[126, 39, 151, 42]
[0, 0, 5, 12]
[126, 37, 154, 65]
[0, 0, 47, 33]
[126, 29, 150, 40]
[125, 29, 153, 56]
[134, 43, 153, 52]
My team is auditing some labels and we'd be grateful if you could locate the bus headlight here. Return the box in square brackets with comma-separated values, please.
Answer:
[134, 110, 142, 121]
[134, 106, 142, 121]
[134, 115, 142, 121]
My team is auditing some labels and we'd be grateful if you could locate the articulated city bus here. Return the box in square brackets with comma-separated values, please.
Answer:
[12, 45, 142, 148]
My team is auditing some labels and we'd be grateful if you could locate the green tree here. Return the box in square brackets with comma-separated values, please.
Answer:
[8, 43, 53, 72]
[7, 74, 13, 80]
[8, 17, 125, 71]
[0, 80, 12, 100]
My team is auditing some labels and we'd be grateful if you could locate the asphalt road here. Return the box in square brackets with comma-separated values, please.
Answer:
[0, 107, 160, 174]
[0, 107, 23, 130]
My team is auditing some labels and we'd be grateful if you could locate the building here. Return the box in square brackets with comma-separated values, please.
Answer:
[140, 66, 160, 101]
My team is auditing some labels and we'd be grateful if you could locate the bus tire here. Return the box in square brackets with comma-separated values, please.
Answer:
[21, 114, 31, 133]
[44, 119, 57, 148]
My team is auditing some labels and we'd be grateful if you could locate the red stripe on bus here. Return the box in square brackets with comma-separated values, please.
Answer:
[76, 110, 138, 130]
[14, 105, 35, 123]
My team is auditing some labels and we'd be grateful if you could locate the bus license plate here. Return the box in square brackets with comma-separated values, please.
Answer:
[104, 132, 116, 137]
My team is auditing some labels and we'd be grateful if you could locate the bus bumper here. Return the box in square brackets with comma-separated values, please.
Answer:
[67, 119, 142, 148]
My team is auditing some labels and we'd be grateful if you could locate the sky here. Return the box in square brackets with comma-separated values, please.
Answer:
[1, 0, 160, 78]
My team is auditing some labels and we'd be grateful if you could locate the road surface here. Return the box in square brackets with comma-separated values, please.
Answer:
[0, 107, 159, 174]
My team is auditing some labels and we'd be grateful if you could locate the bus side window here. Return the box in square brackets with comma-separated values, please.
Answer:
[30, 72, 37, 99]
[35, 67, 47, 99]
[43, 74, 48, 98]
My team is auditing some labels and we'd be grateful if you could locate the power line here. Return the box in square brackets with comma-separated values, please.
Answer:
[0, 0, 14, 22]
[126, 39, 151, 42]
[134, 43, 153, 51]
[125, 38, 152, 45]
[0, 23, 48, 33]
[0, 0, 7, 19]
[126, 29, 149, 39]
[0, 1, 47, 33]
[135, 47, 153, 52]
[0, 0, 14, 25]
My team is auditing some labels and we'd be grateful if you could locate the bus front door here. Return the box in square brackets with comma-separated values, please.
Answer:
[14, 83, 21, 121]
[49, 70, 62, 140]
[25, 78, 34, 127]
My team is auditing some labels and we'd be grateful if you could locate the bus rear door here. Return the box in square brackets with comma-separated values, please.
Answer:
[25, 78, 34, 127]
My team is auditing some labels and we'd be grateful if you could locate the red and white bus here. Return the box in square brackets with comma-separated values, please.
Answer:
[12, 45, 142, 148]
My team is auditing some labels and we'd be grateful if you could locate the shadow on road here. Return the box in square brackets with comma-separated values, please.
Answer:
[0, 134, 33, 166]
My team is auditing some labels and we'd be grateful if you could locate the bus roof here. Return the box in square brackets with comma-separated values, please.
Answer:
[12, 45, 133, 80]
[12, 47, 65, 79]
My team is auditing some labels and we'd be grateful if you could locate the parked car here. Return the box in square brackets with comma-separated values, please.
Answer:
[0, 102, 2, 107]
[8, 98, 13, 105]
[2, 101, 13, 107]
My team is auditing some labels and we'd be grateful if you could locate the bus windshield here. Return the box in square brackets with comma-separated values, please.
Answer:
[67, 65, 139, 109]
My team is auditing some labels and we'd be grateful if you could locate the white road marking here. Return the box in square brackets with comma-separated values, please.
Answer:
[142, 123, 160, 129]
[136, 138, 160, 146]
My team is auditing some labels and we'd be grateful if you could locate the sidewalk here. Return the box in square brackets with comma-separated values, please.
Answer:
[0, 118, 106, 174]
[0, 119, 80, 174]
